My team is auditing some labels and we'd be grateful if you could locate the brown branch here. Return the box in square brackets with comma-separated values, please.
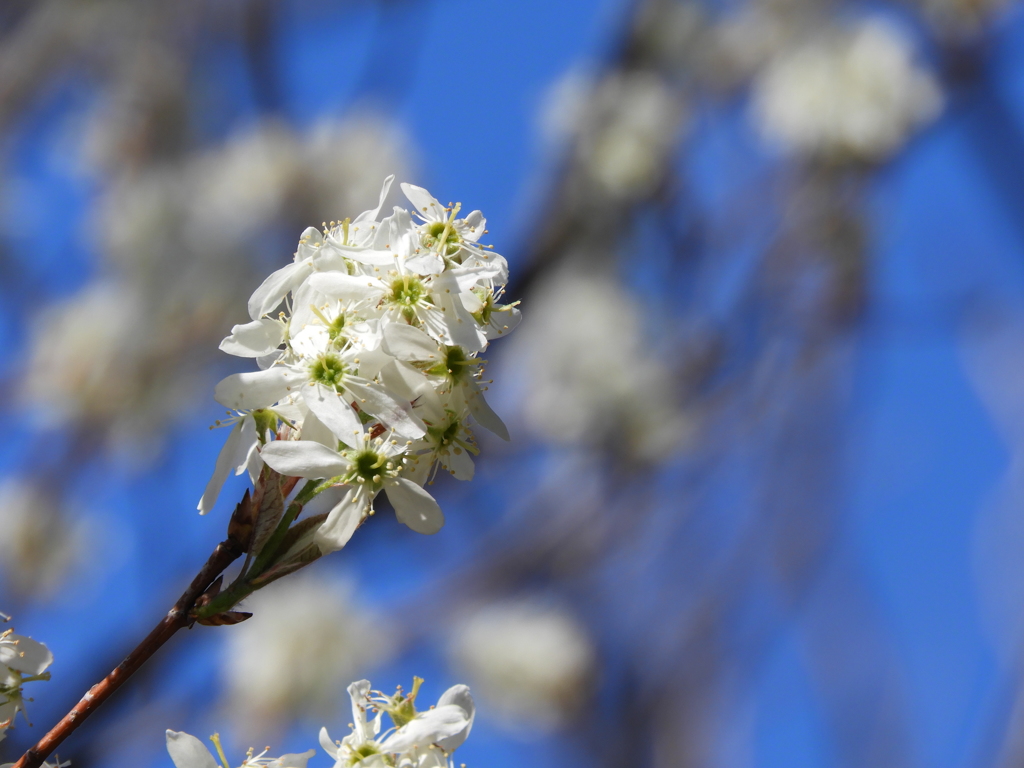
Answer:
[13, 536, 245, 768]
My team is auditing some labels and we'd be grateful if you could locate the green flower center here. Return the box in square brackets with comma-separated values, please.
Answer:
[427, 345, 474, 384]
[388, 276, 430, 321]
[341, 446, 397, 491]
[471, 288, 495, 325]
[309, 354, 348, 390]
[348, 744, 383, 766]
[421, 221, 461, 256]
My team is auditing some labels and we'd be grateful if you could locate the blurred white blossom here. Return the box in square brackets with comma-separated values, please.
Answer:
[913, 0, 1014, 39]
[221, 574, 392, 734]
[0, 479, 90, 598]
[504, 266, 685, 458]
[449, 599, 595, 731]
[752, 18, 943, 161]
[544, 70, 685, 199]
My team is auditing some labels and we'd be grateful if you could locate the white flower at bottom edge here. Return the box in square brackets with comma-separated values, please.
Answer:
[0, 632, 53, 677]
[319, 680, 386, 768]
[320, 679, 474, 768]
[0, 630, 53, 727]
[166, 730, 314, 768]
[259, 432, 444, 554]
[376, 684, 475, 757]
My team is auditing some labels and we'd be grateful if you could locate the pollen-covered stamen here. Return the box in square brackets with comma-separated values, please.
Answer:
[371, 677, 425, 728]
[309, 353, 348, 391]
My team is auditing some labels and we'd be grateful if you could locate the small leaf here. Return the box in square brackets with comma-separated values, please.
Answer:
[196, 611, 253, 627]
[227, 489, 254, 551]
[249, 470, 285, 556]
[249, 547, 320, 588]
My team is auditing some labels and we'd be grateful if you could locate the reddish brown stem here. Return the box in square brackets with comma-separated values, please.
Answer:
[13, 537, 244, 768]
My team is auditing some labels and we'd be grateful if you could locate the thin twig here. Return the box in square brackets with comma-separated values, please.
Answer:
[13, 536, 244, 768]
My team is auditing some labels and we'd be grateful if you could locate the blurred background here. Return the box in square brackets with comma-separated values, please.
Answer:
[0, 1, 1023, 767]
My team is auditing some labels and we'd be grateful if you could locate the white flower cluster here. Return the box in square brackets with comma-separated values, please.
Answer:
[0, 625, 53, 745]
[167, 677, 474, 768]
[752, 17, 942, 161]
[199, 177, 520, 555]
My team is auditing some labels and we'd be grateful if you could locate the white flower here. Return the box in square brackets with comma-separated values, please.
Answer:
[753, 17, 943, 160]
[449, 599, 595, 731]
[166, 730, 314, 768]
[381, 323, 509, 441]
[259, 431, 444, 552]
[214, 328, 425, 449]
[320, 678, 474, 768]
[0, 629, 53, 730]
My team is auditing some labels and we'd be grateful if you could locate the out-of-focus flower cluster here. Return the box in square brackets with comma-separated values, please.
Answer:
[168, 677, 474, 768]
[450, 599, 595, 732]
[0, 624, 52, 746]
[221, 575, 392, 735]
[752, 17, 943, 161]
[201, 176, 520, 555]
[0, 481, 90, 600]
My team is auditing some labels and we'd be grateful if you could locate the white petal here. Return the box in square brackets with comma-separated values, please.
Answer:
[166, 731, 219, 768]
[461, 210, 486, 242]
[300, 409, 337, 449]
[353, 174, 395, 224]
[341, 248, 398, 266]
[259, 440, 349, 478]
[380, 705, 469, 754]
[0, 636, 52, 675]
[314, 489, 365, 554]
[436, 685, 475, 752]
[307, 272, 386, 301]
[487, 305, 522, 337]
[234, 414, 259, 475]
[460, 291, 484, 313]
[248, 261, 314, 320]
[378, 361, 444, 422]
[441, 445, 475, 481]
[468, 389, 509, 441]
[270, 750, 316, 768]
[401, 182, 446, 222]
[347, 679, 375, 742]
[319, 727, 339, 759]
[302, 384, 363, 447]
[385, 477, 444, 534]
[382, 323, 440, 363]
[197, 419, 245, 514]
[219, 318, 285, 358]
[214, 368, 300, 410]
[347, 379, 425, 439]
[432, 273, 484, 352]
[403, 249, 445, 275]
